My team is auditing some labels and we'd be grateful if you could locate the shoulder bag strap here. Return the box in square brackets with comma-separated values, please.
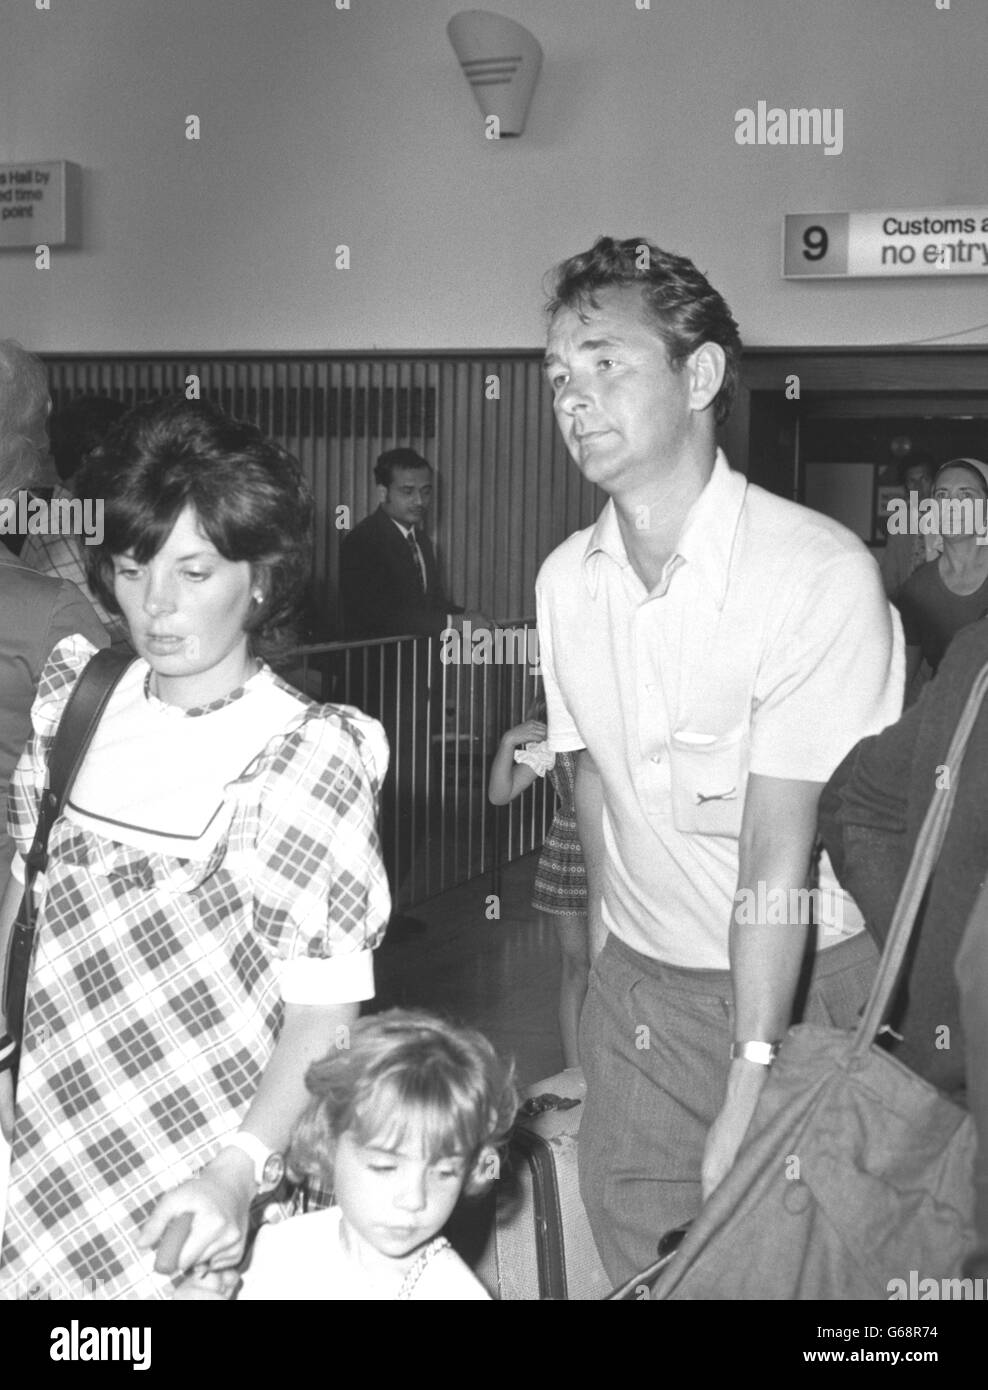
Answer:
[3, 648, 132, 1061]
[22, 648, 133, 881]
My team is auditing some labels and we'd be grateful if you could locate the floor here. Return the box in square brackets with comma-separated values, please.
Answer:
[373, 852, 565, 1088]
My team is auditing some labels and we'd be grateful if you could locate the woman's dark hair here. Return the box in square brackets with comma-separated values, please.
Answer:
[77, 397, 313, 662]
[544, 235, 743, 425]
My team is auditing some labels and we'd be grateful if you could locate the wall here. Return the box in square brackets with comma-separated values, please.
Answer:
[3, 0, 986, 353]
[43, 349, 598, 625]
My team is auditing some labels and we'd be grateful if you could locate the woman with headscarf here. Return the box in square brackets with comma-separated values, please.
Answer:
[897, 458, 988, 692]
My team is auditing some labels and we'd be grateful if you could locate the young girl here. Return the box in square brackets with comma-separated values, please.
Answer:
[489, 699, 589, 1069]
[234, 1009, 517, 1300]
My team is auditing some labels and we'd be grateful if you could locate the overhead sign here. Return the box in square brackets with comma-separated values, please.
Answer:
[783, 205, 988, 279]
[0, 161, 81, 249]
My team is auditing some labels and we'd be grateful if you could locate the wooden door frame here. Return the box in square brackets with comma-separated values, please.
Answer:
[723, 346, 988, 480]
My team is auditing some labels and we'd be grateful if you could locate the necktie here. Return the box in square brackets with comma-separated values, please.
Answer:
[407, 530, 425, 593]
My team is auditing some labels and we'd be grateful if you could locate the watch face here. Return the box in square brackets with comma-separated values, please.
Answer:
[262, 1153, 285, 1188]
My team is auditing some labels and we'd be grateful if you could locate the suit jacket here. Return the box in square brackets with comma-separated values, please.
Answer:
[339, 506, 462, 640]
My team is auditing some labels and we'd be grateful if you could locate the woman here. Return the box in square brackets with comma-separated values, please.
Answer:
[0, 398, 390, 1299]
[897, 458, 988, 691]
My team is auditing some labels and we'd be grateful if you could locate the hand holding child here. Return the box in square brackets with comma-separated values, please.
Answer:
[138, 1155, 254, 1277]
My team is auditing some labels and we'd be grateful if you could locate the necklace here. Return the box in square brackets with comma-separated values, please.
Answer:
[339, 1218, 451, 1298]
[396, 1237, 451, 1300]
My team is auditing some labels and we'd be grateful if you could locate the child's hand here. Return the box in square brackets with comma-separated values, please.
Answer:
[172, 1267, 241, 1301]
[502, 720, 547, 749]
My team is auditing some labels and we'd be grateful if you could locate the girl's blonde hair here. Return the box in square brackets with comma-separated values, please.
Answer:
[290, 1009, 517, 1196]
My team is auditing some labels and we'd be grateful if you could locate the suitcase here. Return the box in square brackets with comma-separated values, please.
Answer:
[450, 1066, 612, 1300]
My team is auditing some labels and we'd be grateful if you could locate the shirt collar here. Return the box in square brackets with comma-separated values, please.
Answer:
[581, 449, 746, 609]
[388, 515, 416, 541]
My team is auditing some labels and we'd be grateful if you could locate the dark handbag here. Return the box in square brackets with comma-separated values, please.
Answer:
[2, 648, 131, 1086]
[631, 660, 988, 1301]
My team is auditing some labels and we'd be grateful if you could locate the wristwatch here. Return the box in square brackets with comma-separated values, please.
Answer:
[729, 1040, 781, 1066]
[219, 1131, 286, 1192]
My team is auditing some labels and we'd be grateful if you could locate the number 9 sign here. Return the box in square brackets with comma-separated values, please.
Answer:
[783, 213, 849, 277]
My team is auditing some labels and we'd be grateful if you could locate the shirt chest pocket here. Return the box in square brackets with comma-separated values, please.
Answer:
[668, 726, 749, 837]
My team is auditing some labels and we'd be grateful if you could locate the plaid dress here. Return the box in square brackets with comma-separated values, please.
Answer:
[531, 748, 588, 917]
[0, 638, 390, 1301]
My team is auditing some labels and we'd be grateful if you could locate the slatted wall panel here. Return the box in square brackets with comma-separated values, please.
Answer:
[41, 354, 602, 632]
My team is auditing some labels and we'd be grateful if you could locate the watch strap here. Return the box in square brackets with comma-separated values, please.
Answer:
[220, 1131, 282, 1187]
[730, 1040, 780, 1066]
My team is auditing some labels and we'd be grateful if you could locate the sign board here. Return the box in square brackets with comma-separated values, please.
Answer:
[783, 205, 988, 279]
[0, 161, 81, 249]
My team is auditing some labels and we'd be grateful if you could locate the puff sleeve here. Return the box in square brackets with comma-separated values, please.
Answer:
[246, 704, 391, 1006]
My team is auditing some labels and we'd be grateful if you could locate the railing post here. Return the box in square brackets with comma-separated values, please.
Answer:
[283, 621, 537, 912]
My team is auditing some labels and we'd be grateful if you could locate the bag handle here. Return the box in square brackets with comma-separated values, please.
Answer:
[852, 656, 988, 1056]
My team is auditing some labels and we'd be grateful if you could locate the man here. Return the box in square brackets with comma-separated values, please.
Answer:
[0, 340, 111, 905]
[535, 236, 904, 1282]
[340, 450, 486, 919]
[339, 448, 464, 641]
[879, 451, 938, 600]
[1, 535, 109, 915]
[18, 393, 130, 647]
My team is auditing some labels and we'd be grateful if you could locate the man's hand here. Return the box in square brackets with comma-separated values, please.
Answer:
[700, 1059, 769, 1198]
[708, 773, 822, 1197]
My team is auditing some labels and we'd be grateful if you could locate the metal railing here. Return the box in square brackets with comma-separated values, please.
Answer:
[281, 619, 553, 907]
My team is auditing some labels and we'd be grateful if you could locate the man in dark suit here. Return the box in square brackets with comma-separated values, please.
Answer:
[340, 448, 461, 640]
[340, 449, 485, 929]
